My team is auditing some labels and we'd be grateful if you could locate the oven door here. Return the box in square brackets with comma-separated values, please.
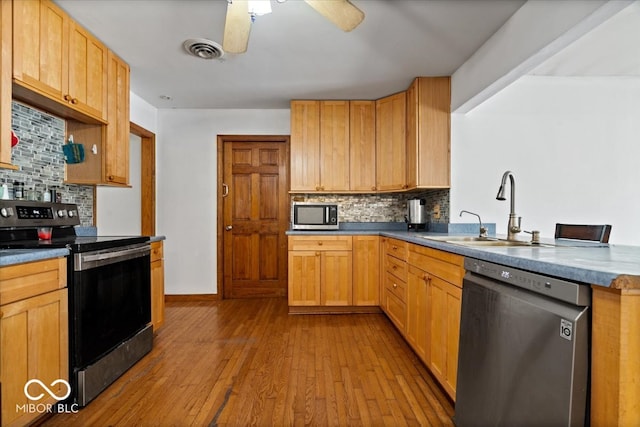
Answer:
[70, 243, 151, 369]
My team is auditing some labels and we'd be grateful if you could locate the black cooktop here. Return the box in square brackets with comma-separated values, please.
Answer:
[0, 230, 149, 252]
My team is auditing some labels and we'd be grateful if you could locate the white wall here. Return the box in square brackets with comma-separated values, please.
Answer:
[96, 134, 142, 234]
[450, 75, 640, 245]
[157, 109, 290, 294]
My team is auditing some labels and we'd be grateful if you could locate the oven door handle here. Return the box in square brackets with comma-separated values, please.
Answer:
[74, 243, 151, 271]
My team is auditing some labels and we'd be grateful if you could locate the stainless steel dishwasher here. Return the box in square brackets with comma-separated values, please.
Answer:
[455, 258, 591, 427]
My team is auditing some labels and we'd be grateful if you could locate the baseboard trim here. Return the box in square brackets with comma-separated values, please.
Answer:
[165, 294, 219, 302]
[288, 306, 382, 315]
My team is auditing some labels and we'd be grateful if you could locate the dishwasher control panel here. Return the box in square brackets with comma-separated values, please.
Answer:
[464, 257, 591, 306]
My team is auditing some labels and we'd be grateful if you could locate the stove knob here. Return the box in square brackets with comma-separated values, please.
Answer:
[0, 207, 12, 218]
[57, 209, 67, 218]
[68, 210, 75, 218]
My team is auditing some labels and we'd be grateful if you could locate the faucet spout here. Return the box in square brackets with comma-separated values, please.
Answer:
[496, 170, 521, 240]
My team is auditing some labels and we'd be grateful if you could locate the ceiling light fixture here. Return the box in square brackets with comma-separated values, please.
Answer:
[247, 0, 272, 21]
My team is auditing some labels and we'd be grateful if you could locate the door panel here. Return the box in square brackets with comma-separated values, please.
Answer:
[222, 137, 289, 298]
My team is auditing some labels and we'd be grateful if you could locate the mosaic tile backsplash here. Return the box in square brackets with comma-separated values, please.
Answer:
[292, 189, 450, 225]
[0, 102, 94, 225]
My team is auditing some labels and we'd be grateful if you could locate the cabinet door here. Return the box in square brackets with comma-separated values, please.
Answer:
[288, 250, 321, 305]
[1, 289, 69, 426]
[319, 100, 350, 191]
[290, 100, 320, 192]
[104, 50, 130, 185]
[0, 0, 13, 168]
[376, 91, 406, 191]
[13, 0, 68, 100]
[321, 251, 352, 306]
[406, 266, 430, 363]
[349, 100, 376, 191]
[67, 20, 108, 121]
[151, 257, 165, 332]
[408, 77, 451, 189]
[429, 275, 462, 400]
[352, 236, 379, 306]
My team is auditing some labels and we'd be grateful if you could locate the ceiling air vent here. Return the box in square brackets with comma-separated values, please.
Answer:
[183, 38, 225, 60]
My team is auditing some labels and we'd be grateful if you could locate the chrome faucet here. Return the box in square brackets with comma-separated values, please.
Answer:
[496, 170, 522, 240]
[460, 210, 488, 238]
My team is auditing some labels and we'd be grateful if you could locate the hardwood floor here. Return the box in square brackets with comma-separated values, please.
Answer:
[42, 298, 454, 426]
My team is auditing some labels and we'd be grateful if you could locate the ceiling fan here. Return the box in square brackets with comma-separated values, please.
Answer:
[223, 0, 364, 54]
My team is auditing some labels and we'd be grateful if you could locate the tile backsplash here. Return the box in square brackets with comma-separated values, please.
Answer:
[292, 189, 450, 224]
[0, 101, 94, 225]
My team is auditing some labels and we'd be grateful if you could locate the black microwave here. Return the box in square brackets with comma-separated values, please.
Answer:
[291, 203, 339, 230]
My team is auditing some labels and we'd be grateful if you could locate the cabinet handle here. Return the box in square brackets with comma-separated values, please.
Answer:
[71, 98, 79, 105]
[64, 94, 72, 101]
[318, 241, 323, 246]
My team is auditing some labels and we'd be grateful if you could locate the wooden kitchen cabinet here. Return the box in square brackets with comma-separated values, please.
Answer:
[406, 77, 451, 189]
[0, 257, 68, 427]
[407, 243, 464, 400]
[352, 235, 380, 306]
[290, 100, 320, 192]
[349, 100, 377, 192]
[288, 236, 353, 306]
[381, 237, 408, 332]
[0, 0, 14, 170]
[12, 0, 108, 123]
[65, 49, 131, 186]
[290, 100, 350, 192]
[150, 241, 165, 332]
[103, 50, 130, 185]
[376, 91, 407, 191]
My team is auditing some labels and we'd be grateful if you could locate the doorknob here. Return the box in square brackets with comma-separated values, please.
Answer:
[225, 225, 233, 231]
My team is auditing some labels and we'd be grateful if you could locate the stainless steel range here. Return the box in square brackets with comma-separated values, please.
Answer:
[0, 200, 153, 407]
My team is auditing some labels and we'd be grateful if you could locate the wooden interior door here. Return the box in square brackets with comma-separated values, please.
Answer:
[221, 136, 290, 299]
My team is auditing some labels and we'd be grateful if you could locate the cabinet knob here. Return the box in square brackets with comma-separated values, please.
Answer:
[64, 94, 72, 101]
[315, 186, 320, 191]
[392, 265, 397, 270]
[393, 283, 398, 289]
[108, 175, 114, 181]
[315, 252, 320, 256]
[71, 98, 79, 105]
[318, 241, 323, 246]
[371, 186, 376, 191]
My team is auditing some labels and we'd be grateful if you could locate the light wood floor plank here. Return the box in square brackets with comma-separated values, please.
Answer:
[40, 298, 454, 426]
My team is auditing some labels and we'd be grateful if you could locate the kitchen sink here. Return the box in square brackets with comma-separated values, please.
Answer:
[421, 235, 555, 247]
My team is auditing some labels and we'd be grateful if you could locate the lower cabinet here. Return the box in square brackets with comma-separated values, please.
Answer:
[381, 237, 408, 332]
[288, 235, 379, 309]
[0, 258, 68, 427]
[150, 240, 165, 331]
[407, 243, 464, 401]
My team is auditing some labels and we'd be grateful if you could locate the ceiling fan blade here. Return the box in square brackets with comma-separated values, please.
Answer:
[223, 0, 251, 53]
[304, 0, 364, 32]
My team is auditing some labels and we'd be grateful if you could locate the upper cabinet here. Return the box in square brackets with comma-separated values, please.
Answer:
[0, 0, 14, 169]
[406, 77, 451, 189]
[349, 100, 376, 192]
[103, 50, 130, 185]
[290, 100, 320, 192]
[376, 91, 407, 192]
[319, 101, 350, 191]
[12, 0, 107, 124]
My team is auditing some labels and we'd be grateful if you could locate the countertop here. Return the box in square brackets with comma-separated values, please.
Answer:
[288, 227, 640, 289]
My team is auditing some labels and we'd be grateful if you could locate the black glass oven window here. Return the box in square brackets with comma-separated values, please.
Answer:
[71, 254, 151, 368]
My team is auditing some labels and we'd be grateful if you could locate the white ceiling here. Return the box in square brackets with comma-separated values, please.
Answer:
[54, 0, 640, 110]
[54, 0, 526, 109]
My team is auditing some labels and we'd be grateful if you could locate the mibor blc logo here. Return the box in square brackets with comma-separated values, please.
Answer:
[17, 378, 79, 415]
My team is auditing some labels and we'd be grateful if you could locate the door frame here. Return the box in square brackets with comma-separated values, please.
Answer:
[130, 121, 156, 235]
[216, 135, 290, 299]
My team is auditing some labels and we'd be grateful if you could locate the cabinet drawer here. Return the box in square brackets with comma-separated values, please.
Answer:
[385, 289, 406, 331]
[384, 238, 408, 261]
[408, 244, 464, 287]
[288, 235, 352, 251]
[151, 241, 164, 262]
[384, 272, 406, 303]
[385, 253, 407, 282]
[0, 258, 67, 306]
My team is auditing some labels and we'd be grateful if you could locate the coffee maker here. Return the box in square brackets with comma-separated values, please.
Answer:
[406, 198, 427, 230]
